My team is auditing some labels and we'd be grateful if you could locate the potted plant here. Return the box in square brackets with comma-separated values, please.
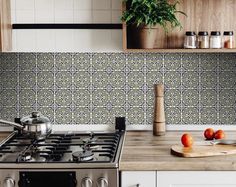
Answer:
[121, 0, 186, 49]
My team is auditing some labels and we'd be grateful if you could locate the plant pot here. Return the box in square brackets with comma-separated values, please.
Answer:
[131, 24, 158, 49]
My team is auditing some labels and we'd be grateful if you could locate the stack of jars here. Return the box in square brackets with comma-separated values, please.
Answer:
[184, 31, 234, 49]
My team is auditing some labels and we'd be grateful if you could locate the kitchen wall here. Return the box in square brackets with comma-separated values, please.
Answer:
[0, 52, 235, 126]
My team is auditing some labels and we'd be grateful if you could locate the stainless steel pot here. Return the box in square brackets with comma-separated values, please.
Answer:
[0, 112, 52, 140]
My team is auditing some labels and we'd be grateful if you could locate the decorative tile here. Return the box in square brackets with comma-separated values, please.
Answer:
[164, 53, 181, 71]
[55, 107, 73, 124]
[55, 53, 72, 71]
[182, 54, 199, 71]
[219, 107, 236, 124]
[107, 71, 126, 89]
[127, 107, 145, 125]
[219, 54, 236, 71]
[182, 107, 199, 124]
[74, 89, 91, 107]
[92, 89, 109, 107]
[1, 89, 17, 107]
[37, 107, 55, 123]
[146, 89, 155, 107]
[200, 54, 218, 71]
[146, 53, 163, 71]
[127, 89, 145, 107]
[55, 89, 72, 107]
[182, 71, 199, 89]
[74, 107, 91, 124]
[19, 71, 36, 89]
[92, 71, 109, 89]
[37, 89, 54, 107]
[37, 71, 54, 89]
[127, 53, 145, 71]
[200, 71, 217, 89]
[19, 89, 36, 107]
[37, 53, 54, 71]
[1, 107, 18, 121]
[19, 107, 37, 117]
[108, 107, 126, 124]
[200, 89, 217, 107]
[164, 71, 181, 89]
[200, 107, 218, 124]
[92, 107, 110, 124]
[127, 71, 144, 89]
[92, 53, 111, 71]
[146, 71, 163, 89]
[219, 71, 236, 89]
[55, 71, 72, 89]
[74, 53, 91, 72]
[107, 53, 126, 71]
[146, 105, 154, 125]
[219, 89, 236, 107]
[108, 89, 126, 107]
[0, 71, 18, 89]
[19, 53, 36, 71]
[0, 53, 18, 71]
[74, 71, 91, 89]
[165, 89, 181, 107]
[182, 89, 199, 107]
[165, 107, 181, 124]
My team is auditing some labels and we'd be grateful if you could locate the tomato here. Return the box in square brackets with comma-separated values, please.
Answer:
[214, 130, 225, 139]
[181, 133, 193, 147]
[204, 128, 215, 140]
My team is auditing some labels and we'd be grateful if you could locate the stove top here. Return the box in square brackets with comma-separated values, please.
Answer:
[0, 131, 123, 164]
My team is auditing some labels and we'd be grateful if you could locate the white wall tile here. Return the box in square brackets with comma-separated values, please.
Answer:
[55, 0, 74, 10]
[35, 0, 54, 10]
[112, 10, 121, 23]
[74, 30, 93, 51]
[74, 10, 92, 23]
[36, 30, 55, 52]
[91, 30, 112, 51]
[10, 0, 16, 10]
[74, 0, 92, 10]
[55, 10, 74, 23]
[93, 10, 111, 23]
[16, 30, 36, 52]
[35, 10, 54, 23]
[92, 0, 111, 10]
[16, 10, 35, 23]
[111, 30, 122, 51]
[16, 0, 35, 10]
[12, 30, 17, 52]
[11, 8, 16, 23]
[55, 30, 74, 52]
[112, 0, 122, 10]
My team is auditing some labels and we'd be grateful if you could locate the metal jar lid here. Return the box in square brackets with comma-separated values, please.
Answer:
[21, 112, 50, 125]
[198, 31, 208, 36]
[186, 31, 196, 36]
[223, 31, 234, 36]
[211, 31, 221, 36]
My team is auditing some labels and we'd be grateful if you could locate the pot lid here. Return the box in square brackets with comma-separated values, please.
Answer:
[21, 112, 50, 125]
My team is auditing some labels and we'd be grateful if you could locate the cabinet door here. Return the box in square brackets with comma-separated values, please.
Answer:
[157, 171, 236, 187]
[121, 171, 156, 187]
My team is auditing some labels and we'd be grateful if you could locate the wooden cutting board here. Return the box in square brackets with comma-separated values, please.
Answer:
[171, 144, 236, 158]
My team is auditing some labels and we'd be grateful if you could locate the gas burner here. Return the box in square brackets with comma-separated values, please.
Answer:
[83, 132, 97, 144]
[72, 150, 94, 162]
[21, 152, 32, 161]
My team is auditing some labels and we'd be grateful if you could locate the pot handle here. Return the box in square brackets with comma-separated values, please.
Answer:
[0, 119, 24, 129]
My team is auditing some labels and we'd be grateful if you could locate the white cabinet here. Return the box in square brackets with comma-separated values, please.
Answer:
[157, 171, 236, 187]
[121, 171, 156, 187]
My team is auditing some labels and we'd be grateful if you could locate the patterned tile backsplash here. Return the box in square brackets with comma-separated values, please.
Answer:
[0, 53, 235, 125]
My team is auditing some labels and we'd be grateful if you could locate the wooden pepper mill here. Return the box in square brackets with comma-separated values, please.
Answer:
[153, 84, 166, 136]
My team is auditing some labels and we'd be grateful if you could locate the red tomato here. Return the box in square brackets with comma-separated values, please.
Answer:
[181, 133, 193, 147]
[204, 128, 215, 140]
[214, 130, 225, 139]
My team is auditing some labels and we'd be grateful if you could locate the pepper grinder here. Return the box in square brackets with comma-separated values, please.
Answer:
[153, 84, 166, 136]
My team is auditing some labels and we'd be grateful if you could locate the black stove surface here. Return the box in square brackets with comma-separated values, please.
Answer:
[0, 132, 122, 163]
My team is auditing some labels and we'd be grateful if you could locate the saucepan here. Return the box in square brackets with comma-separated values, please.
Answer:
[0, 112, 52, 140]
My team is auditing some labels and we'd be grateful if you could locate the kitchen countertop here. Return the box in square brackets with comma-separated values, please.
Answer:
[120, 131, 236, 171]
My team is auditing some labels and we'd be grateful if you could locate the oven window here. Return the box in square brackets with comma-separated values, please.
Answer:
[19, 172, 76, 187]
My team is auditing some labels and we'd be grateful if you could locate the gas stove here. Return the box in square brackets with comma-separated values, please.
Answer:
[0, 118, 125, 187]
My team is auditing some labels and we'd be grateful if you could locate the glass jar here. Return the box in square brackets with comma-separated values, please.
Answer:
[223, 31, 234, 49]
[210, 31, 221, 48]
[198, 31, 209, 49]
[184, 31, 197, 49]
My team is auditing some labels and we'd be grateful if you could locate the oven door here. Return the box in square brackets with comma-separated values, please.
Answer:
[18, 172, 77, 187]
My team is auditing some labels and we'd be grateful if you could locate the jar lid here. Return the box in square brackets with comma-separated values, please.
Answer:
[223, 31, 233, 36]
[198, 31, 208, 36]
[211, 31, 221, 36]
[186, 31, 196, 36]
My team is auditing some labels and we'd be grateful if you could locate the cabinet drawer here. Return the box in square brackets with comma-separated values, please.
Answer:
[121, 171, 156, 187]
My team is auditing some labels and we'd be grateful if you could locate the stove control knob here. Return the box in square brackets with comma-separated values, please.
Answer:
[4, 177, 15, 187]
[97, 177, 108, 187]
[82, 177, 93, 187]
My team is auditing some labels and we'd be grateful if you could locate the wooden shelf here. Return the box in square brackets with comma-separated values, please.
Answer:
[123, 48, 236, 53]
[123, 0, 236, 53]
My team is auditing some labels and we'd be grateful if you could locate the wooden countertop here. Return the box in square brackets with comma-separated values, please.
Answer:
[0, 132, 11, 141]
[120, 131, 236, 171]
